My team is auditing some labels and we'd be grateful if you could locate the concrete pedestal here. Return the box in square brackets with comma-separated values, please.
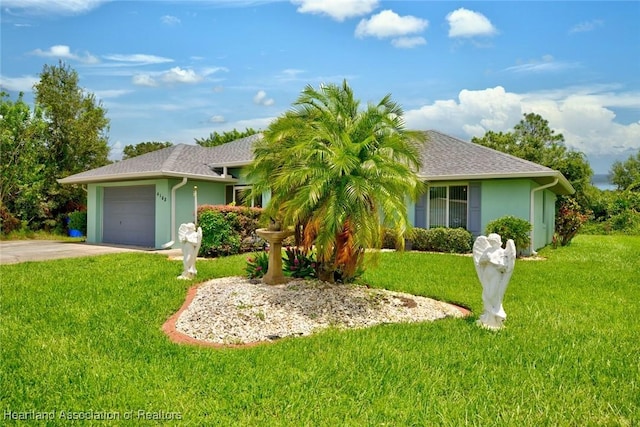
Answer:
[256, 228, 294, 285]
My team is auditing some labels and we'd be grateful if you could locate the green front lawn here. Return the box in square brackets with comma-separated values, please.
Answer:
[1, 235, 638, 425]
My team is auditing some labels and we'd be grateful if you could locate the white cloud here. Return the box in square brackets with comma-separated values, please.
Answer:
[162, 67, 203, 84]
[506, 62, 579, 74]
[446, 8, 497, 38]
[404, 85, 640, 157]
[201, 67, 229, 77]
[278, 68, 306, 81]
[391, 36, 426, 49]
[2, 0, 108, 15]
[253, 90, 275, 106]
[355, 10, 427, 39]
[209, 115, 226, 123]
[0, 74, 39, 92]
[109, 140, 124, 162]
[31, 45, 99, 64]
[292, 0, 378, 21]
[132, 74, 157, 87]
[131, 67, 214, 87]
[102, 54, 174, 65]
[161, 15, 181, 26]
[504, 56, 580, 74]
[569, 19, 603, 34]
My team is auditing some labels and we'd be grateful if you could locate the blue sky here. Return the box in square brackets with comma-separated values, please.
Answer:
[1, 0, 639, 173]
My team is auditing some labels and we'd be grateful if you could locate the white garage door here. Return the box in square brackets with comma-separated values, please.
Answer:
[103, 186, 156, 247]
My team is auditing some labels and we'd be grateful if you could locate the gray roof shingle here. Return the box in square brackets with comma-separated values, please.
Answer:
[59, 130, 573, 194]
[417, 131, 573, 194]
[58, 144, 231, 184]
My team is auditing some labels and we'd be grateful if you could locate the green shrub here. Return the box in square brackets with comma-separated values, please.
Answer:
[582, 189, 640, 236]
[283, 246, 317, 279]
[485, 216, 531, 253]
[0, 204, 21, 235]
[409, 228, 430, 251]
[409, 227, 472, 254]
[197, 205, 264, 257]
[610, 210, 640, 234]
[67, 211, 87, 235]
[198, 209, 240, 257]
[246, 251, 269, 279]
[381, 228, 398, 249]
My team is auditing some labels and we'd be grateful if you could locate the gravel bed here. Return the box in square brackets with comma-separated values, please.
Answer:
[175, 277, 464, 345]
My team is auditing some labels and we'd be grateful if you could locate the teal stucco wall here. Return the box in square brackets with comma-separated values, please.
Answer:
[86, 179, 230, 249]
[409, 178, 557, 254]
[480, 179, 556, 252]
[172, 180, 226, 247]
[480, 179, 531, 231]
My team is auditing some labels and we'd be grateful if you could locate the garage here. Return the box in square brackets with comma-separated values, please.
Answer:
[103, 185, 156, 247]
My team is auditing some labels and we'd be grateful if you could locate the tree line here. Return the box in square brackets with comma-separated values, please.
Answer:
[0, 61, 258, 235]
[1, 62, 638, 237]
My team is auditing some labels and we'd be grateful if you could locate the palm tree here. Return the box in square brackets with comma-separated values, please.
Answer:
[245, 80, 424, 282]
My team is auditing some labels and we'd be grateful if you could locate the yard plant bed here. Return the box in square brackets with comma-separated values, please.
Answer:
[1, 235, 638, 425]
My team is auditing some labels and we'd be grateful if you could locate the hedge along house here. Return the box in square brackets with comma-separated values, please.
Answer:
[59, 130, 573, 253]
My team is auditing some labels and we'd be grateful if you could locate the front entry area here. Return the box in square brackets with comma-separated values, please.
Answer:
[103, 185, 156, 248]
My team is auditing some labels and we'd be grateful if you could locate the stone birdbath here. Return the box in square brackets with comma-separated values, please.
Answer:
[256, 228, 294, 285]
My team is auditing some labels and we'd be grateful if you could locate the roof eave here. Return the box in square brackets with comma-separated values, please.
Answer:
[58, 171, 239, 185]
[208, 160, 252, 168]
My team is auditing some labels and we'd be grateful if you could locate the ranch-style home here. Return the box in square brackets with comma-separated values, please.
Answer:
[58, 130, 574, 254]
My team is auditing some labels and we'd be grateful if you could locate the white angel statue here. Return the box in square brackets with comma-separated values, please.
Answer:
[177, 222, 202, 280]
[473, 233, 516, 329]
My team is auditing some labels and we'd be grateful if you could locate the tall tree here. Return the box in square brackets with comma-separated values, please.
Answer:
[245, 80, 424, 282]
[0, 91, 47, 224]
[610, 150, 640, 191]
[195, 128, 258, 147]
[123, 141, 173, 159]
[472, 113, 593, 200]
[33, 61, 110, 225]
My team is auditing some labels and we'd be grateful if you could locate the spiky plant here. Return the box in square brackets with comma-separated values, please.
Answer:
[245, 80, 424, 282]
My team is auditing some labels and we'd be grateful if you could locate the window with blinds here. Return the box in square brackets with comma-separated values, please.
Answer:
[428, 185, 468, 229]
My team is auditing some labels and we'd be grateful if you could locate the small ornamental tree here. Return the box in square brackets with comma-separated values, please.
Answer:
[244, 80, 424, 282]
[555, 198, 588, 246]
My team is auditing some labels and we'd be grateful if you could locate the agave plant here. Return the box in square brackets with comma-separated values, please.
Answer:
[245, 80, 424, 282]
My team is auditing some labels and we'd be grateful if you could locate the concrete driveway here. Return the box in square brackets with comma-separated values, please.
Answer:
[0, 240, 178, 265]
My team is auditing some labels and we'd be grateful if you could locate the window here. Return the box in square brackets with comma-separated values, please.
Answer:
[226, 185, 262, 208]
[428, 185, 468, 229]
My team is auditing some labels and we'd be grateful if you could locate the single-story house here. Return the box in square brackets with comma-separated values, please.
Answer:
[58, 130, 573, 253]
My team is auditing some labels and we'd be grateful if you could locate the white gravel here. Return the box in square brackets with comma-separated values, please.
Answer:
[175, 277, 464, 345]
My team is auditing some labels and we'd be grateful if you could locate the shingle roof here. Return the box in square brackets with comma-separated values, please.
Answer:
[58, 130, 574, 194]
[58, 143, 235, 184]
[417, 130, 574, 195]
[207, 133, 262, 166]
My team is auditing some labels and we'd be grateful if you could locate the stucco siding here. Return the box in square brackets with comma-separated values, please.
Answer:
[171, 180, 227, 248]
[531, 188, 557, 251]
[86, 184, 99, 244]
[480, 179, 531, 235]
[88, 179, 173, 248]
